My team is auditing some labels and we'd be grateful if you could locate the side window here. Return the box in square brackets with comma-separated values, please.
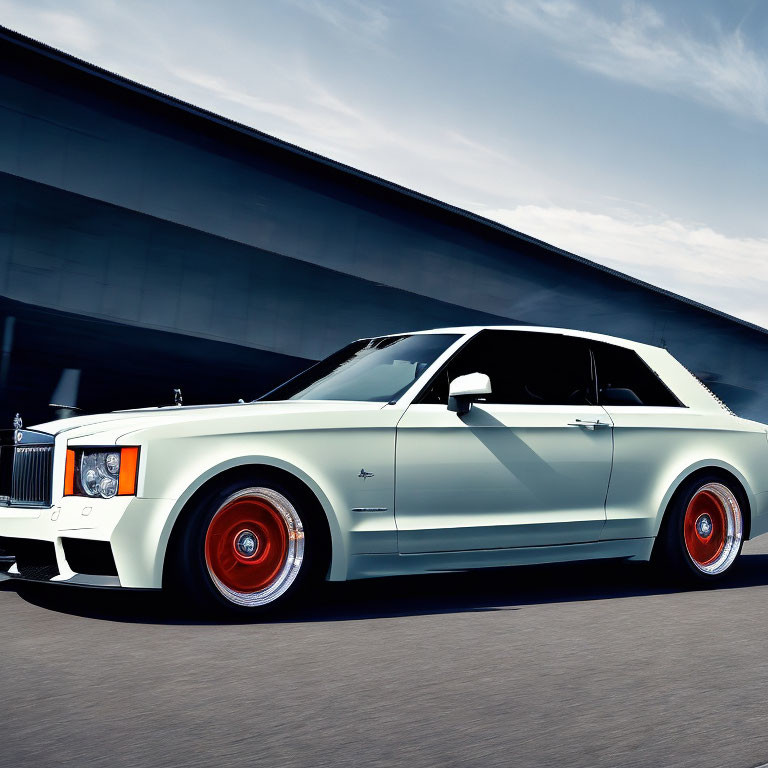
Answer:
[592, 342, 682, 407]
[419, 330, 595, 406]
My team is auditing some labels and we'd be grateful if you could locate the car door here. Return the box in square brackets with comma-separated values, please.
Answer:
[590, 340, 689, 541]
[394, 330, 613, 553]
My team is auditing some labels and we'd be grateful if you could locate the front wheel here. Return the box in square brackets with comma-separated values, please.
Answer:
[654, 475, 745, 583]
[166, 478, 326, 616]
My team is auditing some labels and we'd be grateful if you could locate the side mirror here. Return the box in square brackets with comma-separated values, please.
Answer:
[448, 372, 492, 415]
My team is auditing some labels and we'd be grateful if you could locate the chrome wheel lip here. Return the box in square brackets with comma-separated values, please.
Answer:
[685, 482, 742, 576]
[205, 487, 305, 608]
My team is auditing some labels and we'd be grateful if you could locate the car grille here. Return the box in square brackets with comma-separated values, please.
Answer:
[0, 430, 54, 507]
[11, 446, 53, 505]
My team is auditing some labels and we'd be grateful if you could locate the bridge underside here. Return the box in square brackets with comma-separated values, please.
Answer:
[1, 28, 766, 425]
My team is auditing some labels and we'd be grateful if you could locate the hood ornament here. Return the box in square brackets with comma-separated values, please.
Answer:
[173, 388, 183, 407]
[13, 413, 22, 430]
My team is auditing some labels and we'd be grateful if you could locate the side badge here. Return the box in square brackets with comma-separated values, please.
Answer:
[358, 469, 374, 480]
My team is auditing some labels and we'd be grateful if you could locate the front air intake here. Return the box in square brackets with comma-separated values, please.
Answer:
[0, 537, 59, 580]
[61, 538, 118, 577]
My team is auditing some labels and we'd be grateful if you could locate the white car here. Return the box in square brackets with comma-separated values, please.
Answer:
[1, 326, 767, 615]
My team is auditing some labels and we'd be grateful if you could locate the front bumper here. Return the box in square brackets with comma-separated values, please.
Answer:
[0, 495, 176, 589]
[0, 571, 123, 588]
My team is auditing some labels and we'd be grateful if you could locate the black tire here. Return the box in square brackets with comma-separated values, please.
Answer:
[652, 472, 745, 585]
[164, 474, 329, 617]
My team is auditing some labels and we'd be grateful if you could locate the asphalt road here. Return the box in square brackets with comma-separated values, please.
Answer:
[3, 540, 768, 768]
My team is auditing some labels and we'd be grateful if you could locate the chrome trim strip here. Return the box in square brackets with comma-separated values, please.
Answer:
[351, 507, 389, 512]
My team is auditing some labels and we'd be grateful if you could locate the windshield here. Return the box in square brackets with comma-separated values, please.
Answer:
[260, 334, 461, 402]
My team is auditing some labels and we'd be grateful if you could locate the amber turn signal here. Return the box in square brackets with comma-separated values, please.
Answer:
[64, 449, 76, 496]
[117, 447, 139, 496]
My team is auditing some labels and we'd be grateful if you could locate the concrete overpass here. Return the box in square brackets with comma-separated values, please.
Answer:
[1, 26, 766, 424]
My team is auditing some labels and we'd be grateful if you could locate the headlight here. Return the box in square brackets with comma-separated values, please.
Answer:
[64, 447, 139, 499]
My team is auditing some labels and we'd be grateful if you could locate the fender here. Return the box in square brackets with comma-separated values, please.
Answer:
[154, 454, 348, 584]
[652, 458, 757, 538]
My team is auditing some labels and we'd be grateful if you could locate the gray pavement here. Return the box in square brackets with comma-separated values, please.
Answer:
[2, 539, 768, 768]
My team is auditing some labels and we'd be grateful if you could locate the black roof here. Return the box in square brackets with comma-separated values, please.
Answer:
[2, 24, 765, 337]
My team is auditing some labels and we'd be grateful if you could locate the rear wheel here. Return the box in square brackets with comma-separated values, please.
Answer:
[166, 476, 327, 616]
[654, 474, 744, 583]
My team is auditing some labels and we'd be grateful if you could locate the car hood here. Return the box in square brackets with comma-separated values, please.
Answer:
[32, 400, 389, 442]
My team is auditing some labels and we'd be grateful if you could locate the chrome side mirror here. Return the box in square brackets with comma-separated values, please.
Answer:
[448, 372, 492, 415]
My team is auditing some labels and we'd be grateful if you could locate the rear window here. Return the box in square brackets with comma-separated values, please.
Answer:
[592, 342, 682, 407]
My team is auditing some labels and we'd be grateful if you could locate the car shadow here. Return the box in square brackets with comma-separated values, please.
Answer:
[4, 552, 768, 625]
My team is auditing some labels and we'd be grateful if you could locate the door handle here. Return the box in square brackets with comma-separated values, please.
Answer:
[567, 419, 608, 430]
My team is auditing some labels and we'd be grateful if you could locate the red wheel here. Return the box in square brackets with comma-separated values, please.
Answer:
[683, 488, 726, 567]
[681, 482, 742, 575]
[204, 488, 304, 606]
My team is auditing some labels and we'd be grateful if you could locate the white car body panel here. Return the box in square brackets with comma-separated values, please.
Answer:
[603, 407, 768, 539]
[1, 325, 767, 590]
[395, 403, 613, 552]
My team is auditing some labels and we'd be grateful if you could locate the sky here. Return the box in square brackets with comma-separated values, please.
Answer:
[1, 0, 767, 328]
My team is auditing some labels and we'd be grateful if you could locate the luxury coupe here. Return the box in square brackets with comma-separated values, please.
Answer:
[1, 326, 766, 614]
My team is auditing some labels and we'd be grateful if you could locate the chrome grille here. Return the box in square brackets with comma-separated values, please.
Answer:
[0, 430, 55, 507]
[11, 446, 53, 506]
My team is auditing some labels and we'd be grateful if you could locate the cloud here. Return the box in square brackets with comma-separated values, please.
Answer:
[478, 204, 768, 328]
[493, 0, 768, 124]
[0, 1, 98, 53]
[170, 66, 397, 153]
[288, 0, 390, 39]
